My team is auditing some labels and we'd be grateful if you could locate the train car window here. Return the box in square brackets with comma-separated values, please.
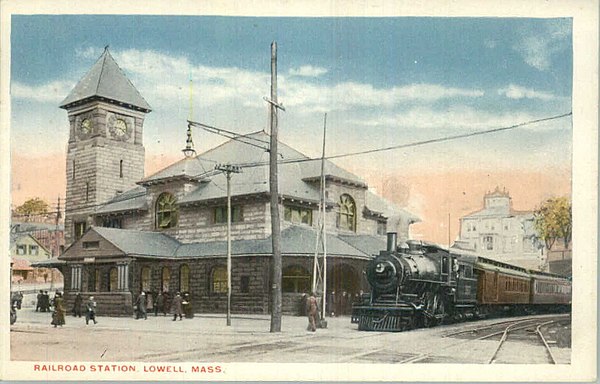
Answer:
[442, 257, 448, 274]
[465, 266, 472, 278]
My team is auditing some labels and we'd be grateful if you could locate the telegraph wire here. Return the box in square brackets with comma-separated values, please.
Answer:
[228, 111, 573, 169]
[12, 111, 571, 217]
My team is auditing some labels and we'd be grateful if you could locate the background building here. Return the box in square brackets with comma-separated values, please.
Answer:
[457, 187, 544, 270]
[50, 48, 419, 316]
[10, 221, 64, 287]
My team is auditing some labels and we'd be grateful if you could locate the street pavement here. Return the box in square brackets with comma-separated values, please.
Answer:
[10, 299, 571, 365]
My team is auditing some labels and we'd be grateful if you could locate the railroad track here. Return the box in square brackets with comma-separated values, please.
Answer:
[487, 318, 563, 364]
[400, 314, 570, 364]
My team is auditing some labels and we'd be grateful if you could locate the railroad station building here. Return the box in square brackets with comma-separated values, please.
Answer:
[47, 48, 419, 316]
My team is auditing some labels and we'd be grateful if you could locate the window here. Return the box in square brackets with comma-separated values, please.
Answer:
[337, 194, 356, 232]
[82, 241, 99, 249]
[70, 265, 82, 290]
[483, 236, 494, 250]
[72, 160, 76, 180]
[156, 193, 178, 229]
[211, 266, 227, 293]
[377, 221, 387, 236]
[240, 276, 250, 293]
[74, 221, 87, 240]
[141, 266, 151, 292]
[284, 206, 313, 225]
[29, 245, 39, 255]
[161, 267, 171, 292]
[94, 269, 101, 292]
[119, 160, 123, 178]
[16, 244, 26, 255]
[108, 267, 118, 292]
[102, 217, 122, 228]
[442, 257, 449, 274]
[85, 182, 90, 202]
[214, 206, 243, 224]
[179, 264, 190, 293]
[282, 266, 311, 293]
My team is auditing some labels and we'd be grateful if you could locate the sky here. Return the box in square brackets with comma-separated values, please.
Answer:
[9, 15, 573, 243]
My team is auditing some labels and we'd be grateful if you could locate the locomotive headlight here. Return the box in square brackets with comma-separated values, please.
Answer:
[375, 263, 385, 273]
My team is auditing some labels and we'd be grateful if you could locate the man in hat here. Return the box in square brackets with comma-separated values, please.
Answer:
[134, 291, 147, 320]
[85, 296, 97, 325]
[171, 292, 183, 321]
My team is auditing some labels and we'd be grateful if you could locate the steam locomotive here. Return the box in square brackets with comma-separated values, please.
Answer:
[351, 233, 571, 331]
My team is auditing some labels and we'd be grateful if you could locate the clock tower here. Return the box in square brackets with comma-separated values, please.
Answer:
[60, 47, 151, 245]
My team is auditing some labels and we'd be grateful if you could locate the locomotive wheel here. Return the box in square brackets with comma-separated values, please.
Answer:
[422, 292, 445, 327]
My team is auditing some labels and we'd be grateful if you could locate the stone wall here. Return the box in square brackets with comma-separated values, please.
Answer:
[65, 254, 371, 316]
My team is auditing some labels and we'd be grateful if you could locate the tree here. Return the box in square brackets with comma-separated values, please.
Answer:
[534, 197, 572, 250]
[15, 197, 50, 217]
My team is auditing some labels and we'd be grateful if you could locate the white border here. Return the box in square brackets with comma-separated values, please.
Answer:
[0, 0, 597, 381]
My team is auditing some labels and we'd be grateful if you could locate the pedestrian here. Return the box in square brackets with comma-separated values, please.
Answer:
[16, 291, 23, 310]
[85, 296, 97, 325]
[154, 291, 164, 316]
[42, 291, 50, 312]
[306, 292, 319, 332]
[146, 292, 154, 314]
[51, 292, 65, 328]
[134, 292, 147, 320]
[171, 292, 183, 321]
[183, 293, 194, 319]
[36, 290, 43, 312]
[72, 293, 83, 317]
[299, 293, 307, 316]
[327, 290, 336, 317]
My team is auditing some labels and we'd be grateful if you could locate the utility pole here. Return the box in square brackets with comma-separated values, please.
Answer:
[267, 41, 285, 332]
[312, 113, 328, 322]
[215, 164, 241, 326]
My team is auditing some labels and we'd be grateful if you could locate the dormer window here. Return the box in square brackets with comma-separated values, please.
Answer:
[337, 194, 356, 232]
[155, 192, 178, 229]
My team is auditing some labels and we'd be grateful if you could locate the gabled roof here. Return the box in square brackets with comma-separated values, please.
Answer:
[92, 226, 180, 257]
[60, 225, 381, 261]
[175, 225, 369, 258]
[59, 48, 151, 112]
[143, 131, 366, 205]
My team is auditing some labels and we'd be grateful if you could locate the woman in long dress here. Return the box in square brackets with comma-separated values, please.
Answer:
[51, 292, 66, 327]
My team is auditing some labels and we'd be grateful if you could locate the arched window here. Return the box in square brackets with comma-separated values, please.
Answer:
[282, 265, 311, 293]
[119, 160, 124, 178]
[155, 192, 178, 229]
[141, 266, 151, 292]
[211, 266, 227, 293]
[108, 267, 118, 292]
[338, 194, 356, 232]
[161, 267, 171, 293]
[179, 264, 190, 293]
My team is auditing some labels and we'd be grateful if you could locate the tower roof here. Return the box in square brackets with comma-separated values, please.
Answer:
[59, 47, 151, 112]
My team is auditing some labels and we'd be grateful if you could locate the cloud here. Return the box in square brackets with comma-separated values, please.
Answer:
[12, 47, 485, 116]
[11, 80, 74, 103]
[282, 82, 484, 112]
[514, 20, 571, 71]
[288, 65, 328, 77]
[75, 46, 102, 60]
[350, 105, 570, 132]
[498, 84, 555, 100]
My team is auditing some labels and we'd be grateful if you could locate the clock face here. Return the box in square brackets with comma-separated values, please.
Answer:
[80, 118, 92, 134]
[114, 119, 128, 136]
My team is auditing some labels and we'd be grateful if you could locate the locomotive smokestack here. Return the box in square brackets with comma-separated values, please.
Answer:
[387, 232, 398, 252]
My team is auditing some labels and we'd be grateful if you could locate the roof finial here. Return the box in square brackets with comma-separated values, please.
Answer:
[104, 44, 110, 52]
[182, 123, 196, 158]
